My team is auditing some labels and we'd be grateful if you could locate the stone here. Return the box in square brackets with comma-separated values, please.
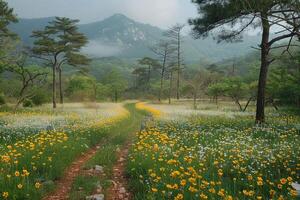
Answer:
[119, 187, 126, 194]
[94, 165, 104, 173]
[85, 194, 104, 200]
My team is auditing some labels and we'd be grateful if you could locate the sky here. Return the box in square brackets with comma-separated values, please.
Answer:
[7, 0, 198, 29]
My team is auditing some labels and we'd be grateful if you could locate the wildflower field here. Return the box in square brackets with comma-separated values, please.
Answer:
[0, 103, 129, 199]
[129, 103, 300, 200]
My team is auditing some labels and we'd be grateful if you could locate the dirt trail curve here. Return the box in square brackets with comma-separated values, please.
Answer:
[43, 145, 100, 200]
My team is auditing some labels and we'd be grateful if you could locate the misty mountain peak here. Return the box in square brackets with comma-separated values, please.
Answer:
[108, 13, 133, 21]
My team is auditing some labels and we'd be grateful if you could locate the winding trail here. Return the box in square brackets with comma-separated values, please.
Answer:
[42, 103, 145, 200]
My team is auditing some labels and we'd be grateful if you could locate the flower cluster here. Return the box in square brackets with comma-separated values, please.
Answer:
[135, 102, 162, 118]
[0, 103, 130, 199]
[128, 118, 300, 199]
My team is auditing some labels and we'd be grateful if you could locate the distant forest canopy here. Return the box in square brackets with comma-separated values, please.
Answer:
[0, 0, 300, 123]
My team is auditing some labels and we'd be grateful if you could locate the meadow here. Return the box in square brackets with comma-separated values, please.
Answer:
[130, 101, 300, 200]
[0, 101, 299, 200]
[0, 103, 130, 199]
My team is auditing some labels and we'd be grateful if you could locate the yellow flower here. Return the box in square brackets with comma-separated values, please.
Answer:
[17, 184, 23, 189]
[35, 182, 41, 189]
[209, 188, 216, 194]
[153, 144, 159, 152]
[2, 192, 9, 199]
[269, 189, 276, 197]
[15, 171, 20, 177]
[188, 186, 198, 193]
[151, 188, 158, 192]
[218, 189, 225, 197]
[175, 193, 184, 200]
[170, 171, 180, 178]
[180, 179, 186, 186]
[199, 193, 208, 199]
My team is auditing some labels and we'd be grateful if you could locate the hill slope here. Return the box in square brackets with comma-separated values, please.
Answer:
[9, 14, 261, 63]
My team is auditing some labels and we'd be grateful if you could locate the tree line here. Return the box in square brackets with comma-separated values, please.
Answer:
[1, 0, 300, 125]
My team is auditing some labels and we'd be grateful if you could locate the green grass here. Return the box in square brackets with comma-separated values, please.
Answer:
[69, 103, 146, 199]
[127, 116, 300, 200]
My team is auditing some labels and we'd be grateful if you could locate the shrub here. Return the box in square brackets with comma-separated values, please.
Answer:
[0, 94, 5, 105]
[23, 99, 34, 107]
[31, 91, 48, 106]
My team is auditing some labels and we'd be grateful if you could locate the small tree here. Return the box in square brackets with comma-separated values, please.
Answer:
[207, 83, 226, 105]
[165, 24, 185, 100]
[150, 40, 176, 102]
[4, 54, 47, 110]
[103, 69, 127, 102]
[184, 70, 212, 109]
[31, 17, 90, 108]
[138, 57, 160, 91]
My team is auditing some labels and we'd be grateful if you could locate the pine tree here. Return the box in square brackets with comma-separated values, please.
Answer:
[31, 17, 90, 108]
[0, 0, 18, 73]
[189, 0, 300, 123]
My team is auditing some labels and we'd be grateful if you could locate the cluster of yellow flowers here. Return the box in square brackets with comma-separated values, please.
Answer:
[135, 102, 162, 118]
[0, 103, 130, 199]
[129, 120, 300, 200]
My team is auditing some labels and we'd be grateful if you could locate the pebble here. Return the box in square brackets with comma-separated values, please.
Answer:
[94, 165, 104, 173]
[85, 194, 104, 200]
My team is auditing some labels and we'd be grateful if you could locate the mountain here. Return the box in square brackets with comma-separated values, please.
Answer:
[9, 14, 261, 63]
[9, 17, 56, 44]
[79, 14, 163, 58]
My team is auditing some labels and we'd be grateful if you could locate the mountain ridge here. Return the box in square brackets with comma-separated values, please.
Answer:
[9, 13, 260, 63]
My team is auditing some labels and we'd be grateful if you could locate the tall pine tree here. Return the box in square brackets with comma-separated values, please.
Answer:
[31, 17, 90, 108]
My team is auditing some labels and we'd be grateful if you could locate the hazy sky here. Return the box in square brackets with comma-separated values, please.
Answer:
[7, 0, 198, 28]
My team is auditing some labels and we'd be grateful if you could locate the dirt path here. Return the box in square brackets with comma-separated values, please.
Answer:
[43, 145, 101, 200]
[106, 142, 132, 200]
[43, 104, 143, 200]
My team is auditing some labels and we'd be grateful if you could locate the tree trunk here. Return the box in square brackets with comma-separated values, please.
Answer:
[193, 91, 197, 110]
[256, 13, 270, 124]
[234, 98, 243, 111]
[159, 53, 167, 102]
[58, 68, 63, 104]
[169, 71, 173, 104]
[243, 97, 253, 112]
[176, 32, 181, 100]
[148, 65, 151, 91]
[52, 65, 57, 109]
[114, 91, 118, 102]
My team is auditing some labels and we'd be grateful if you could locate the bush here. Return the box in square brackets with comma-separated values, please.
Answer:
[23, 99, 34, 108]
[31, 91, 48, 106]
[0, 94, 5, 105]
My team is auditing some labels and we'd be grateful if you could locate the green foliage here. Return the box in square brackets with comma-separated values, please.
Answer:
[31, 90, 49, 106]
[103, 69, 128, 102]
[31, 17, 90, 67]
[207, 82, 226, 99]
[0, 93, 5, 105]
[0, 0, 18, 38]
[23, 99, 34, 107]
[66, 75, 96, 101]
